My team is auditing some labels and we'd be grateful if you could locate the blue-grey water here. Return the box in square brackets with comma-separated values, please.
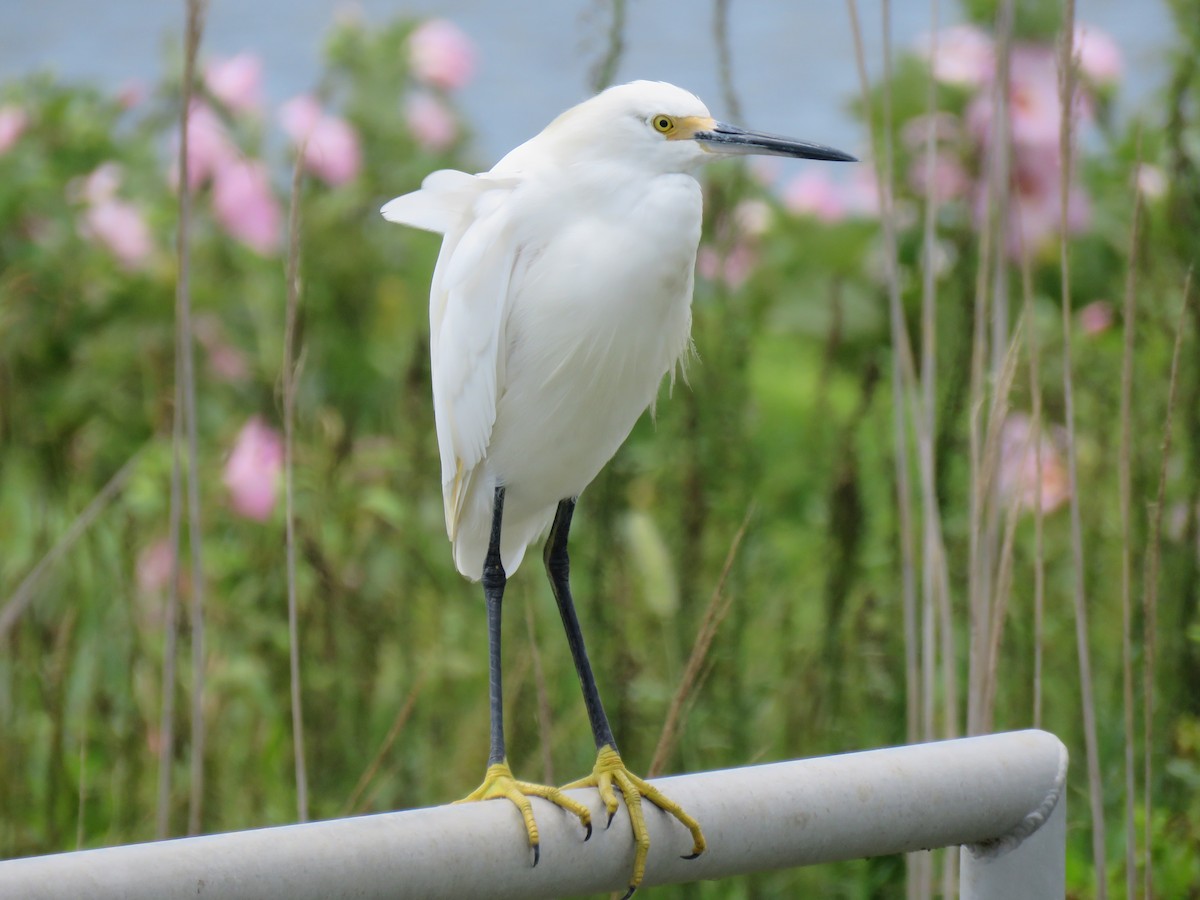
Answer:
[0, 0, 1176, 165]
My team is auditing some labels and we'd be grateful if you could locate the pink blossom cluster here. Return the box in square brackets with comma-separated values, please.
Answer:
[222, 415, 284, 521]
[781, 167, 880, 223]
[0, 104, 28, 156]
[403, 20, 476, 151]
[279, 95, 362, 186]
[710, 160, 878, 288]
[997, 413, 1070, 514]
[697, 200, 773, 289]
[170, 52, 366, 255]
[405, 91, 459, 152]
[73, 163, 155, 270]
[407, 20, 476, 91]
[177, 96, 282, 255]
[912, 22, 1123, 257]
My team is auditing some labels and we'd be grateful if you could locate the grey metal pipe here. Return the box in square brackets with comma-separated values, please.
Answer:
[0, 729, 1067, 899]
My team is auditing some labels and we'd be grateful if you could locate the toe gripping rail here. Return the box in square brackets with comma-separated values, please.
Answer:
[0, 729, 1068, 899]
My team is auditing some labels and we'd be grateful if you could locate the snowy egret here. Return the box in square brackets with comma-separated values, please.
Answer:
[381, 80, 853, 896]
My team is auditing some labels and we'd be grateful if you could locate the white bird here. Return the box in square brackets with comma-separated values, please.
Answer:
[382, 79, 853, 897]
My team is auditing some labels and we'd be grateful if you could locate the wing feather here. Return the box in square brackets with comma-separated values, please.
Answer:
[382, 169, 526, 539]
[428, 185, 522, 538]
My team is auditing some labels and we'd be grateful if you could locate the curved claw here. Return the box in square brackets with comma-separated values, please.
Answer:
[562, 746, 706, 895]
[458, 761, 592, 869]
[583, 821, 593, 842]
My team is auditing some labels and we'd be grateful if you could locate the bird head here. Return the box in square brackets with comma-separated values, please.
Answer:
[507, 80, 855, 176]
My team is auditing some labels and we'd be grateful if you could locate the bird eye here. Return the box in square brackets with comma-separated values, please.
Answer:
[652, 115, 675, 134]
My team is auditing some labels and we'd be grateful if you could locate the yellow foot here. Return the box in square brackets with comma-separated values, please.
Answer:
[563, 745, 705, 898]
[455, 760, 593, 865]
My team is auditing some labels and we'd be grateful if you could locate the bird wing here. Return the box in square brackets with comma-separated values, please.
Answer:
[382, 170, 523, 539]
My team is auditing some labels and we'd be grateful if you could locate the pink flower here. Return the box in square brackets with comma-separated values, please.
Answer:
[279, 94, 322, 137]
[783, 169, 847, 222]
[697, 241, 756, 290]
[997, 413, 1069, 514]
[988, 144, 1090, 258]
[176, 102, 237, 191]
[279, 95, 362, 186]
[1009, 46, 1076, 148]
[405, 91, 458, 151]
[967, 45, 1091, 152]
[918, 25, 994, 87]
[72, 161, 123, 205]
[0, 104, 28, 155]
[212, 159, 282, 255]
[1074, 25, 1122, 85]
[81, 198, 155, 270]
[205, 53, 265, 115]
[909, 152, 969, 203]
[223, 416, 284, 522]
[136, 539, 176, 594]
[408, 19, 477, 90]
[1079, 300, 1114, 336]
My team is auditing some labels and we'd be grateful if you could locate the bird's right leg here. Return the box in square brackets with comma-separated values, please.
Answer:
[455, 485, 592, 865]
[545, 498, 705, 897]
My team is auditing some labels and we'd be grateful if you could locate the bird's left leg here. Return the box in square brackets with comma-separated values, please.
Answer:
[456, 486, 593, 865]
[544, 498, 705, 897]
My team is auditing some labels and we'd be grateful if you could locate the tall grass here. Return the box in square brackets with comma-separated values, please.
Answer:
[1055, 6, 1106, 891]
[282, 131, 309, 823]
[175, 0, 210, 838]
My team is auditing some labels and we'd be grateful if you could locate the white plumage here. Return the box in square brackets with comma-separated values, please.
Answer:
[384, 82, 707, 577]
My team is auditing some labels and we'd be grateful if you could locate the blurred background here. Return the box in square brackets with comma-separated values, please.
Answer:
[1, 0, 1198, 897]
[0, 0, 1175, 161]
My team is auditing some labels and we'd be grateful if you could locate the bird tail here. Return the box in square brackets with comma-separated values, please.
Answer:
[380, 169, 518, 235]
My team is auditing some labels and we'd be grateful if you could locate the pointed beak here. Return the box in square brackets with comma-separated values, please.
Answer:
[693, 121, 856, 162]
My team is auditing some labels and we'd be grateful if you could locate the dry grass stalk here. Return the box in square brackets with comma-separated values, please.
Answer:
[590, 0, 626, 93]
[282, 139, 309, 823]
[343, 677, 426, 816]
[844, 4, 939, 889]
[1142, 267, 1193, 900]
[647, 507, 752, 778]
[0, 450, 143, 638]
[978, 315, 1028, 729]
[1117, 137, 1144, 900]
[157, 386, 184, 839]
[919, 0, 942, 753]
[964, 22, 1003, 739]
[174, 0, 211, 838]
[1015, 248, 1046, 729]
[1056, 6, 1107, 892]
[712, 0, 742, 123]
[843, 0, 921, 750]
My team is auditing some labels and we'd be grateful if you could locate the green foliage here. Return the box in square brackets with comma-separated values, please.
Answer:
[2, 11, 1199, 899]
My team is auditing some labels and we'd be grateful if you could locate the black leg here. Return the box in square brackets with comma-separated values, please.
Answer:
[484, 485, 507, 766]
[543, 498, 617, 752]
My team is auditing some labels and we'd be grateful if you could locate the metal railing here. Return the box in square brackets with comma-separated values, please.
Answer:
[0, 729, 1067, 899]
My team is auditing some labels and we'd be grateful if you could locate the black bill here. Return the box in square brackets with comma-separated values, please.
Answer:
[694, 121, 857, 162]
